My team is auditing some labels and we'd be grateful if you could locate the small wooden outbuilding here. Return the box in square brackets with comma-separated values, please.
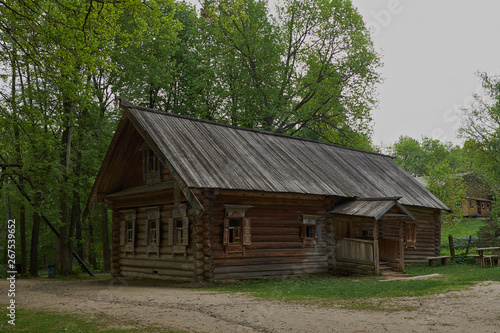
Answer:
[85, 98, 449, 281]
[459, 174, 493, 217]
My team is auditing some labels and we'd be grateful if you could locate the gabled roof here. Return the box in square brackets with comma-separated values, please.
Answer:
[86, 98, 450, 215]
[331, 198, 416, 221]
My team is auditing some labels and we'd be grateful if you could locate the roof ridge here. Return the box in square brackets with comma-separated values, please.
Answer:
[117, 96, 392, 159]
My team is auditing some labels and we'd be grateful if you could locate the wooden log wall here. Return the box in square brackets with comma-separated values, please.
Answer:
[111, 203, 196, 282]
[404, 206, 441, 263]
[199, 190, 331, 280]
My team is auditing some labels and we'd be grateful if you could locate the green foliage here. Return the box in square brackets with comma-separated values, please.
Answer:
[478, 193, 500, 239]
[187, 0, 382, 148]
[424, 161, 465, 221]
[390, 136, 466, 219]
[440, 218, 488, 256]
[460, 72, 500, 189]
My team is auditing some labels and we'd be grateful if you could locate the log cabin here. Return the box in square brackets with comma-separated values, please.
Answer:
[459, 173, 493, 218]
[85, 98, 450, 282]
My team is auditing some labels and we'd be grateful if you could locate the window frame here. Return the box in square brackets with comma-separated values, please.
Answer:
[120, 210, 136, 255]
[405, 222, 417, 249]
[301, 215, 321, 246]
[145, 207, 161, 255]
[167, 204, 189, 255]
[223, 205, 252, 254]
[140, 143, 162, 185]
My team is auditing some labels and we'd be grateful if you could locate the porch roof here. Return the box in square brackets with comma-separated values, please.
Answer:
[331, 198, 416, 221]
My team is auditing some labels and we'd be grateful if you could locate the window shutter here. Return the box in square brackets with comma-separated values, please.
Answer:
[182, 217, 189, 246]
[300, 224, 306, 239]
[315, 223, 321, 239]
[223, 218, 229, 246]
[145, 219, 150, 245]
[156, 219, 161, 245]
[167, 218, 174, 246]
[120, 220, 125, 246]
[131, 220, 136, 247]
[405, 223, 416, 248]
[243, 218, 251, 245]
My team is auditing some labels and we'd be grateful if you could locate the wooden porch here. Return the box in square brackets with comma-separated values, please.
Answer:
[332, 198, 415, 275]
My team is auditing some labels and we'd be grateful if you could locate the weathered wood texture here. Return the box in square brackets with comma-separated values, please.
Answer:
[335, 261, 376, 275]
[112, 204, 196, 281]
[404, 207, 441, 263]
[206, 191, 331, 280]
[336, 238, 374, 263]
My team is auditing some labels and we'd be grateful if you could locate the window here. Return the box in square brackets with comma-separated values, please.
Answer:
[481, 202, 485, 209]
[140, 143, 161, 185]
[223, 205, 252, 253]
[120, 210, 136, 254]
[405, 223, 416, 248]
[301, 215, 321, 245]
[167, 205, 189, 250]
[470, 200, 474, 208]
[126, 221, 134, 244]
[229, 219, 241, 243]
[145, 207, 161, 255]
[175, 219, 187, 245]
[150, 220, 158, 244]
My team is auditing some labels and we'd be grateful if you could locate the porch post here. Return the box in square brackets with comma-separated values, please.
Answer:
[399, 221, 405, 272]
[373, 219, 379, 275]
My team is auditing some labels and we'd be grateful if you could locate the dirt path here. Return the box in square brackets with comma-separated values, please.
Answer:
[2, 277, 500, 332]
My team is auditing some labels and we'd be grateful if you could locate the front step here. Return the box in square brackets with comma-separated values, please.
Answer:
[379, 261, 402, 276]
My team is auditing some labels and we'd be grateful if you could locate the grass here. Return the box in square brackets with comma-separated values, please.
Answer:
[440, 218, 488, 256]
[0, 308, 183, 333]
[209, 264, 500, 307]
[441, 217, 485, 242]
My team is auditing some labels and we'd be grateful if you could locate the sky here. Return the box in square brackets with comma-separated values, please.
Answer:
[351, 0, 500, 148]
[186, 0, 500, 148]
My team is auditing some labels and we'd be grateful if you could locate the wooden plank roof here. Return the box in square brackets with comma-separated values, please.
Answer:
[116, 98, 448, 211]
[331, 199, 416, 221]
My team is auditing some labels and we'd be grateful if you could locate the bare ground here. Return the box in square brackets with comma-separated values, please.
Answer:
[2, 277, 500, 333]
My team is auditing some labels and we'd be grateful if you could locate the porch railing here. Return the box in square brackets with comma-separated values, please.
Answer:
[336, 238, 375, 263]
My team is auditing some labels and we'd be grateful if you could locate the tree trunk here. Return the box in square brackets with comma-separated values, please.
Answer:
[19, 193, 27, 277]
[88, 221, 97, 270]
[101, 203, 111, 272]
[69, 148, 82, 268]
[58, 98, 74, 277]
[29, 192, 41, 276]
[69, 189, 80, 267]
[4, 192, 11, 265]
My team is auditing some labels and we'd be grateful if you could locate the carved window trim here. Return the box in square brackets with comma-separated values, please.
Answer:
[167, 204, 188, 255]
[120, 209, 136, 255]
[301, 214, 321, 246]
[145, 207, 161, 256]
[223, 205, 252, 254]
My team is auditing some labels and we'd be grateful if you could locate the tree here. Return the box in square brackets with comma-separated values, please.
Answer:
[390, 136, 465, 220]
[112, 0, 180, 109]
[0, 0, 181, 276]
[169, 0, 380, 148]
[460, 72, 500, 237]
[460, 72, 500, 189]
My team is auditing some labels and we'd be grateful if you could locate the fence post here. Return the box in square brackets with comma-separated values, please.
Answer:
[465, 235, 472, 255]
[448, 235, 455, 260]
